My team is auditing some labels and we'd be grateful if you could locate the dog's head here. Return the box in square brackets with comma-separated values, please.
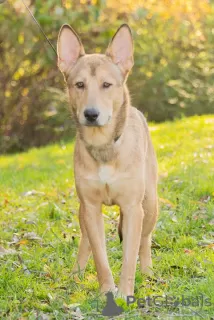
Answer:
[57, 24, 133, 128]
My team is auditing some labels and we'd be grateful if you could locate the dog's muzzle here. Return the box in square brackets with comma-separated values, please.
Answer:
[84, 108, 100, 124]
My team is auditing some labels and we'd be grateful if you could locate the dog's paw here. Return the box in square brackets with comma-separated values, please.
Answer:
[141, 266, 154, 277]
[100, 283, 116, 295]
[114, 288, 127, 302]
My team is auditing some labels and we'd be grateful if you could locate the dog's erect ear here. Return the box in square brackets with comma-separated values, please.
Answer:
[57, 24, 85, 73]
[106, 24, 134, 76]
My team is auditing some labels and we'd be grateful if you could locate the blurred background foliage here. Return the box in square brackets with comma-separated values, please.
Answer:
[0, 0, 214, 153]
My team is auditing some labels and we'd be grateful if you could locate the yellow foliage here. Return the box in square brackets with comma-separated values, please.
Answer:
[21, 88, 29, 97]
[64, 1, 71, 9]
[105, 0, 211, 22]
[5, 91, 11, 98]
[13, 67, 25, 80]
[18, 33, 24, 44]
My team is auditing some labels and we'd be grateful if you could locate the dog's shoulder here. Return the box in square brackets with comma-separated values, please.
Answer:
[129, 107, 149, 133]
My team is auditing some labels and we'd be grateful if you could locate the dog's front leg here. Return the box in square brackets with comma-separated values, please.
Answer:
[119, 203, 144, 296]
[73, 204, 91, 273]
[83, 201, 115, 293]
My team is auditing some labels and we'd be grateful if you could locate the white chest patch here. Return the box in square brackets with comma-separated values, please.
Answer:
[98, 165, 115, 184]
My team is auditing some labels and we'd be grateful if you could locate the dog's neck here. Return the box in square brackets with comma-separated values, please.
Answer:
[76, 87, 129, 163]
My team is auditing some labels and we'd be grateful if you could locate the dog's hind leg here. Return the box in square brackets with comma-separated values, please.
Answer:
[72, 204, 91, 273]
[139, 194, 158, 275]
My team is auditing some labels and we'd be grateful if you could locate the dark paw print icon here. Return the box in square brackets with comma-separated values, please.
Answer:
[102, 291, 124, 317]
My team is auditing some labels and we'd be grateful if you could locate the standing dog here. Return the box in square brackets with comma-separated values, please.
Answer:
[57, 24, 158, 297]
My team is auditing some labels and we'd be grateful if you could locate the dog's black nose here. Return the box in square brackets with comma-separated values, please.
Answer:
[84, 108, 99, 122]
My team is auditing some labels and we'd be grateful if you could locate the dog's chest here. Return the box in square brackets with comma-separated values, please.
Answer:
[98, 165, 115, 185]
[98, 165, 117, 205]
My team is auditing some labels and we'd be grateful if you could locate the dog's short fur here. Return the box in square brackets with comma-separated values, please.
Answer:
[57, 24, 158, 297]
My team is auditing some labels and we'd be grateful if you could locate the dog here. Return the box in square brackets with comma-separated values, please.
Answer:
[57, 24, 158, 297]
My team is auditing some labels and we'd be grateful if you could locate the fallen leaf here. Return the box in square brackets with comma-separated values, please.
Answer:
[0, 246, 17, 257]
[16, 239, 29, 246]
[207, 244, 214, 249]
[22, 232, 42, 240]
[10, 234, 20, 244]
[199, 195, 211, 203]
[21, 190, 45, 197]
[25, 220, 36, 225]
[198, 238, 214, 247]
[4, 198, 9, 206]
[70, 307, 84, 320]
[184, 248, 194, 255]
[10, 232, 42, 246]
[32, 312, 50, 320]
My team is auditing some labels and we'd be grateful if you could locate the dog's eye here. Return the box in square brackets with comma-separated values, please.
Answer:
[103, 82, 112, 88]
[75, 82, 84, 89]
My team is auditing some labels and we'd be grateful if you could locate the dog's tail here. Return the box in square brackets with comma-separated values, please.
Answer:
[118, 211, 123, 243]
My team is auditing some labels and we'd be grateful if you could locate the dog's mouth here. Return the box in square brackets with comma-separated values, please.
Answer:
[81, 116, 112, 128]
[84, 121, 103, 127]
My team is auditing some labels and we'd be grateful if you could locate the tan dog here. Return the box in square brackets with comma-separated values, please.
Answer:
[57, 24, 158, 297]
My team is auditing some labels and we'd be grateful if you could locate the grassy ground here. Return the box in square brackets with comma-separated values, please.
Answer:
[0, 115, 214, 319]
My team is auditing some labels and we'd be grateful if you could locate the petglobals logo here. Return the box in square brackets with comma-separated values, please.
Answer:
[127, 294, 212, 308]
[91, 293, 212, 318]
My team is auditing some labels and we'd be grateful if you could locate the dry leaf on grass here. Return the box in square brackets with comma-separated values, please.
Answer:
[10, 232, 42, 246]
[198, 237, 214, 247]
[22, 232, 42, 240]
[21, 190, 45, 197]
[70, 307, 84, 320]
[0, 246, 17, 257]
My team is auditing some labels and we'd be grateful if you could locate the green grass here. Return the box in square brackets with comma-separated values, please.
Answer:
[0, 115, 214, 319]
